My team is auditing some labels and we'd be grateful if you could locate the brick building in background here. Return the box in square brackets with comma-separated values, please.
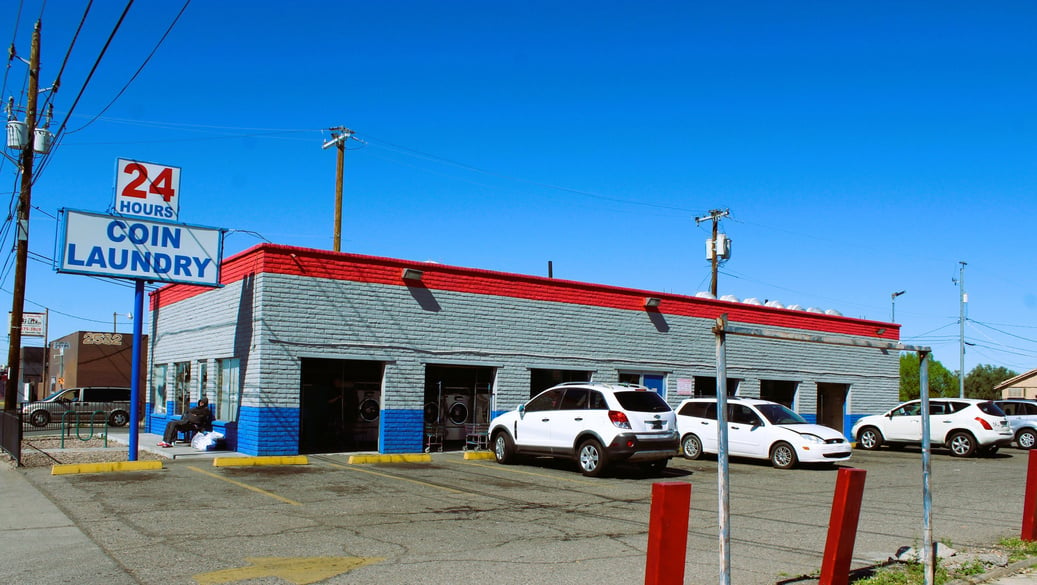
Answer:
[44, 331, 148, 399]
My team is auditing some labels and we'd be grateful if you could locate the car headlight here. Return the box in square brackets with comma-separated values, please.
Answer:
[799, 433, 824, 444]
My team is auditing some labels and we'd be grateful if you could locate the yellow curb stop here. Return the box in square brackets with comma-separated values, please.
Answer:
[52, 460, 163, 475]
[213, 455, 309, 467]
[347, 453, 431, 464]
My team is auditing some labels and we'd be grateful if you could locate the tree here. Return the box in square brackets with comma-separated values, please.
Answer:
[965, 364, 1018, 400]
[899, 353, 958, 401]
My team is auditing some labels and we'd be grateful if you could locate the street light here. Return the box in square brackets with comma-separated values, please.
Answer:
[113, 312, 132, 333]
[890, 290, 906, 322]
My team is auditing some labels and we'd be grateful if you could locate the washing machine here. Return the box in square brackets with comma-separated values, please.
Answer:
[443, 392, 471, 441]
[355, 387, 380, 443]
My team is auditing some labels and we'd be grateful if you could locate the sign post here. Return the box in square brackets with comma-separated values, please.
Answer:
[53, 160, 224, 461]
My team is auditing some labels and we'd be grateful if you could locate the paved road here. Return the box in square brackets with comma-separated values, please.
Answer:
[4, 445, 1037, 584]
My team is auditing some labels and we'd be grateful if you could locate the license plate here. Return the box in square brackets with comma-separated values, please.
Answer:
[648, 421, 662, 430]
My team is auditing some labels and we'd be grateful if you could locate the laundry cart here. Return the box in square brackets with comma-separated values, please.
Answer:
[464, 423, 488, 451]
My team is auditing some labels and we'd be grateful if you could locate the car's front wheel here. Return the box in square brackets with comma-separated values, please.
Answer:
[493, 432, 516, 465]
[856, 426, 884, 450]
[947, 431, 977, 457]
[1018, 428, 1037, 450]
[770, 441, 797, 469]
[577, 439, 609, 477]
[681, 434, 703, 460]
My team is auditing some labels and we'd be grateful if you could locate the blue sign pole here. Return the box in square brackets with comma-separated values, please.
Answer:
[128, 279, 145, 461]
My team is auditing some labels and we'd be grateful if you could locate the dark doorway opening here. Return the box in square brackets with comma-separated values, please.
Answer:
[300, 358, 384, 454]
[817, 383, 848, 431]
[693, 376, 740, 397]
[760, 379, 798, 408]
[424, 365, 494, 451]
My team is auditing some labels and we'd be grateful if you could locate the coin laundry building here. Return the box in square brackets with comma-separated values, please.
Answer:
[145, 243, 901, 456]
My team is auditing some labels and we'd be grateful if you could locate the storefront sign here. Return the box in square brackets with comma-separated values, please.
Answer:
[56, 209, 225, 286]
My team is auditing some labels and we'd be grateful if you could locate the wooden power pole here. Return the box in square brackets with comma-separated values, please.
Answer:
[322, 127, 354, 252]
[5, 21, 40, 410]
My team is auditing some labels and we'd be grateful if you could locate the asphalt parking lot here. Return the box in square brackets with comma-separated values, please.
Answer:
[11, 446, 1036, 585]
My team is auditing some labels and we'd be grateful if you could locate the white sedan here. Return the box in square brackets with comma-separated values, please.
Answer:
[676, 397, 852, 469]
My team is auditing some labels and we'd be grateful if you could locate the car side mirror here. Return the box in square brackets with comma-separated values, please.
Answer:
[519, 404, 526, 419]
[751, 417, 762, 427]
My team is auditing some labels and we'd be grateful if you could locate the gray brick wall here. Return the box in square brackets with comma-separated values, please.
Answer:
[150, 270, 899, 454]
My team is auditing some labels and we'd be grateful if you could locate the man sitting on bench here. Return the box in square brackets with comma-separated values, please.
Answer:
[158, 397, 213, 448]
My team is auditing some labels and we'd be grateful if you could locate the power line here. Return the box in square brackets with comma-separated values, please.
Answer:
[66, 0, 192, 134]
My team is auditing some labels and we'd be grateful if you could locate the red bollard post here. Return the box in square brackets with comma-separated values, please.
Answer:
[1021, 450, 1037, 540]
[819, 468, 867, 585]
[645, 481, 691, 585]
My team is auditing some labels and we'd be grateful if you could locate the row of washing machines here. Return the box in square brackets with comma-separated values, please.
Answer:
[351, 386, 492, 444]
[425, 388, 491, 441]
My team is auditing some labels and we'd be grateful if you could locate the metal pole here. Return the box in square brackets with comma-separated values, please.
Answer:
[958, 262, 966, 398]
[919, 350, 934, 585]
[714, 315, 731, 585]
[4, 21, 40, 411]
[128, 280, 145, 461]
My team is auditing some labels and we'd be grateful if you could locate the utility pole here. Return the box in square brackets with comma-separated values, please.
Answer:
[958, 261, 967, 398]
[322, 126, 354, 252]
[4, 21, 40, 411]
[695, 209, 730, 297]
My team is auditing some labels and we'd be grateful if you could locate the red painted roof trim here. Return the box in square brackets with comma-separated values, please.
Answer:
[150, 243, 900, 340]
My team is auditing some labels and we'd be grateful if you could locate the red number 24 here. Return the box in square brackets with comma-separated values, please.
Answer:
[121, 163, 176, 202]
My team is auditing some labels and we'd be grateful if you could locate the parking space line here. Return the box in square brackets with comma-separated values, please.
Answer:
[321, 461, 468, 494]
[461, 460, 599, 485]
[187, 465, 303, 506]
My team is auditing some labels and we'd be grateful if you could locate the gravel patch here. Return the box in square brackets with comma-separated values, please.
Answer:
[5, 436, 165, 468]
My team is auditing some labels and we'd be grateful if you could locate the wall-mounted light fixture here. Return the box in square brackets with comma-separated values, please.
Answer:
[644, 297, 662, 309]
[402, 268, 424, 281]
[876, 328, 887, 335]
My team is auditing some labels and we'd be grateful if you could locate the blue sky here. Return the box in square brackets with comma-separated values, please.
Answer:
[2, 1, 1035, 376]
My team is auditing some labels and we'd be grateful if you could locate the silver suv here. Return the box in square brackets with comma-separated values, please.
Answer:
[487, 382, 679, 477]
[21, 387, 132, 428]
[994, 399, 1037, 449]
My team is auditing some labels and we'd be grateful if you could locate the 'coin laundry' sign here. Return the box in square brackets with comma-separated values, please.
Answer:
[56, 209, 225, 286]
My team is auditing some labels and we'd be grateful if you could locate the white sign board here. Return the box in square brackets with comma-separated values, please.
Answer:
[10, 312, 46, 337]
[56, 209, 224, 286]
[113, 158, 181, 221]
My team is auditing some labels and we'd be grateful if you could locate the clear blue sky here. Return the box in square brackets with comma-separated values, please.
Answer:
[2, 1, 1035, 376]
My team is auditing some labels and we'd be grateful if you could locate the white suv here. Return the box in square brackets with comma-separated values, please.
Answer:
[487, 382, 679, 477]
[851, 398, 1012, 457]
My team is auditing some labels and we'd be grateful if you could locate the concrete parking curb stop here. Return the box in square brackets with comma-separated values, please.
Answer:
[347, 453, 431, 464]
[462, 451, 494, 460]
[50, 460, 164, 475]
[212, 455, 309, 467]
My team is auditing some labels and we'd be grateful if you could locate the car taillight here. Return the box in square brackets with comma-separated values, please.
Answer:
[975, 417, 993, 430]
[609, 410, 631, 429]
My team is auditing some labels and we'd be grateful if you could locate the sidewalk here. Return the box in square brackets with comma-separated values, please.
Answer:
[0, 461, 141, 584]
[106, 429, 246, 460]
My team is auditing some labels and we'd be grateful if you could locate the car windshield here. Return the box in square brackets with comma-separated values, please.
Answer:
[755, 403, 808, 425]
[40, 389, 77, 402]
[614, 391, 672, 413]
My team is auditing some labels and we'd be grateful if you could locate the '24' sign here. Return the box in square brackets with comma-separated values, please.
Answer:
[114, 159, 181, 221]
